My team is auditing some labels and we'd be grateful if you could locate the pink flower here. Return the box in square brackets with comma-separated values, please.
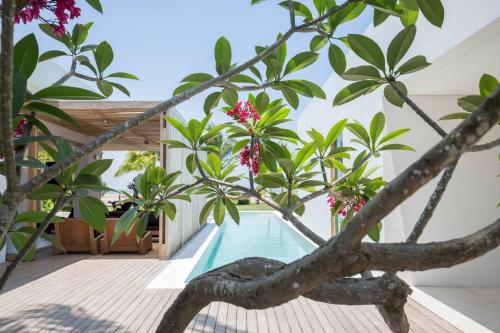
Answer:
[14, 0, 81, 37]
[227, 100, 260, 124]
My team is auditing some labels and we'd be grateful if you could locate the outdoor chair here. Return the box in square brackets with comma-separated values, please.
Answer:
[100, 218, 152, 255]
[53, 218, 102, 255]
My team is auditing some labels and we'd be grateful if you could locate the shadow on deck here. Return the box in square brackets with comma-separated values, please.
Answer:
[0, 246, 462, 333]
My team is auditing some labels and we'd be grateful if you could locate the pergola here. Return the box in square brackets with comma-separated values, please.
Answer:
[32, 100, 205, 260]
[40, 100, 163, 151]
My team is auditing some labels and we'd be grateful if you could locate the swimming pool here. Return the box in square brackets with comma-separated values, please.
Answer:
[186, 212, 316, 282]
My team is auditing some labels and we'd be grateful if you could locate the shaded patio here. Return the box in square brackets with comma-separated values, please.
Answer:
[0, 246, 461, 333]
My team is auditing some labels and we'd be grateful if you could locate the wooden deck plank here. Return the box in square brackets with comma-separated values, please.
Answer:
[0, 249, 462, 333]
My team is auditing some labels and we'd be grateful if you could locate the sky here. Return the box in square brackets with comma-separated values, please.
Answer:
[15, 1, 372, 191]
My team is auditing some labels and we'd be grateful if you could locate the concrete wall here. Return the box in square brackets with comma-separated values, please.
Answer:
[297, 0, 500, 287]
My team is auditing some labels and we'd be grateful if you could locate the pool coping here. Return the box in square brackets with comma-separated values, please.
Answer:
[146, 211, 318, 289]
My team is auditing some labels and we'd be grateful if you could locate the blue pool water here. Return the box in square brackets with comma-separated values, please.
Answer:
[186, 212, 316, 281]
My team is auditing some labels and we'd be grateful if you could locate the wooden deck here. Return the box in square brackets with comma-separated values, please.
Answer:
[0, 247, 461, 333]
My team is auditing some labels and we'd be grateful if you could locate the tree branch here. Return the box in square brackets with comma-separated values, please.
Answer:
[14, 0, 356, 205]
[340, 87, 500, 246]
[364, 218, 500, 272]
[407, 162, 458, 243]
[389, 81, 447, 138]
[0, 193, 69, 291]
[158, 91, 500, 332]
[51, 56, 77, 86]
[0, 0, 18, 192]
[468, 137, 500, 152]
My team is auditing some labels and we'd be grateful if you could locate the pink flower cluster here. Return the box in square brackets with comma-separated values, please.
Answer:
[14, 119, 29, 138]
[14, 0, 81, 37]
[227, 101, 261, 123]
[327, 194, 365, 217]
[239, 143, 260, 175]
[0, 119, 29, 161]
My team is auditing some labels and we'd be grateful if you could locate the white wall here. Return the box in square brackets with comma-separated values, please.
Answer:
[163, 108, 207, 258]
[383, 96, 500, 287]
[297, 0, 500, 287]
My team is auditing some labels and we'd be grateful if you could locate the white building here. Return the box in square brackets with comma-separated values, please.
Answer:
[298, 0, 500, 330]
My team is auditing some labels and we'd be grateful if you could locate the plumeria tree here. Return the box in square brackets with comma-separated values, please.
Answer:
[1, 1, 499, 333]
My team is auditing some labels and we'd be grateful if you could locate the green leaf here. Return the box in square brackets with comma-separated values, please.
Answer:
[113, 207, 138, 244]
[418, 0, 444, 27]
[72, 22, 93, 47]
[26, 102, 79, 128]
[28, 183, 63, 200]
[368, 222, 381, 242]
[203, 92, 221, 114]
[479, 74, 499, 97]
[373, 9, 389, 26]
[279, 1, 313, 19]
[328, 44, 346, 75]
[39, 50, 67, 62]
[325, 119, 347, 148]
[221, 89, 238, 106]
[439, 112, 469, 121]
[457, 95, 484, 113]
[14, 33, 39, 79]
[38, 23, 73, 50]
[295, 143, 316, 168]
[97, 80, 113, 97]
[12, 72, 27, 116]
[214, 37, 232, 74]
[166, 116, 190, 141]
[347, 123, 371, 147]
[207, 153, 222, 176]
[15, 211, 62, 224]
[384, 82, 407, 108]
[223, 198, 240, 224]
[199, 199, 216, 224]
[347, 34, 385, 71]
[399, 0, 419, 26]
[284, 52, 319, 76]
[106, 72, 139, 80]
[331, 3, 367, 29]
[377, 128, 410, 146]
[79, 196, 107, 232]
[173, 82, 198, 96]
[395, 55, 430, 75]
[94, 41, 114, 74]
[229, 74, 259, 85]
[310, 35, 328, 52]
[342, 65, 381, 81]
[333, 80, 381, 106]
[280, 85, 299, 109]
[79, 159, 112, 176]
[213, 199, 226, 226]
[108, 82, 130, 97]
[33, 86, 104, 100]
[378, 143, 415, 151]
[163, 201, 177, 221]
[181, 73, 213, 83]
[387, 25, 416, 71]
[10, 232, 35, 261]
[85, 0, 103, 13]
[370, 112, 385, 145]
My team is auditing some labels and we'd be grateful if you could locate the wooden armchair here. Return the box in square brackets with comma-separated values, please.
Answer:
[53, 218, 102, 255]
[100, 218, 152, 255]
